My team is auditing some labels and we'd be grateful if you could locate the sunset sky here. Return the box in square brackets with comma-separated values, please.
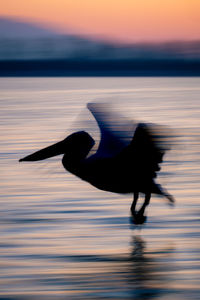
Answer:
[1, 0, 200, 43]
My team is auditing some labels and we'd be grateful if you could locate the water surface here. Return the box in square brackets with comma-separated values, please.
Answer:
[0, 77, 200, 299]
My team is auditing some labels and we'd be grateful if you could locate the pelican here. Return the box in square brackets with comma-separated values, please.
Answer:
[19, 103, 175, 224]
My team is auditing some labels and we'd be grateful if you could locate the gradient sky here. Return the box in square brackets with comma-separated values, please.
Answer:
[1, 0, 200, 43]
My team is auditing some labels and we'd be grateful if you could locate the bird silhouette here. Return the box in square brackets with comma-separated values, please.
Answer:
[19, 103, 175, 224]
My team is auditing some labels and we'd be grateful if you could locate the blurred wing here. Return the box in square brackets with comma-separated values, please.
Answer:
[87, 102, 173, 176]
[131, 123, 173, 176]
[87, 102, 136, 157]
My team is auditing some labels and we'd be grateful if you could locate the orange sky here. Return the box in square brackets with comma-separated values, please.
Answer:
[1, 0, 200, 43]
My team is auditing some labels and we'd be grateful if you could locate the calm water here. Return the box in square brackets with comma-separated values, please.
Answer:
[0, 77, 200, 300]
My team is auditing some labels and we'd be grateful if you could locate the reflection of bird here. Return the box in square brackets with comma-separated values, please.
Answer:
[19, 103, 174, 224]
[128, 236, 174, 299]
[60, 235, 174, 299]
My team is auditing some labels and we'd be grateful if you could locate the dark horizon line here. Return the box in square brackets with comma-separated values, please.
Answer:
[1, 58, 200, 77]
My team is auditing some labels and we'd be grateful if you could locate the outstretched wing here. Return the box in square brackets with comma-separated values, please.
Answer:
[88, 102, 172, 177]
[87, 102, 136, 158]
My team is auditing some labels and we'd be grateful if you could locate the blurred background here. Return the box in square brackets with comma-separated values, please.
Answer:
[0, 0, 200, 75]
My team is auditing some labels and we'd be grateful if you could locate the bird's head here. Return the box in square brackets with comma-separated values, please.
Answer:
[19, 131, 95, 162]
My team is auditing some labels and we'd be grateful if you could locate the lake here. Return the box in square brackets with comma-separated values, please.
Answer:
[0, 77, 200, 299]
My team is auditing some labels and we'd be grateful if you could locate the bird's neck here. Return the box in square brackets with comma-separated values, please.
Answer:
[62, 154, 86, 177]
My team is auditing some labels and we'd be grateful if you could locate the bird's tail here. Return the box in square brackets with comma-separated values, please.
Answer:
[152, 183, 175, 206]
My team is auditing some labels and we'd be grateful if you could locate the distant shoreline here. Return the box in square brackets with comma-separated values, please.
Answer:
[1, 59, 200, 77]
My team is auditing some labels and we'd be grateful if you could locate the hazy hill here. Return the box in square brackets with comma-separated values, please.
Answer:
[0, 17, 200, 75]
[0, 17, 200, 61]
[0, 17, 58, 38]
[0, 17, 107, 60]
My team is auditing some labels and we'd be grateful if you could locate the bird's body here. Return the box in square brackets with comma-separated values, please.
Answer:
[19, 103, 174, 224]
[62, 127, 157, 194]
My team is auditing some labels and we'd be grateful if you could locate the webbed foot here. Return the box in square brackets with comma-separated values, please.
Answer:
[131, 211, 147, 225]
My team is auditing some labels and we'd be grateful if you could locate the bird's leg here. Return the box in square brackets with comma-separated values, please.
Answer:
[130, 192, 149, 224]
[131, 192, 139, 216]
[137, 192, 151, 217]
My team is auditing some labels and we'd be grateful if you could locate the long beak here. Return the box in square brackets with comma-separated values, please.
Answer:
[19, 140, 65, 162]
